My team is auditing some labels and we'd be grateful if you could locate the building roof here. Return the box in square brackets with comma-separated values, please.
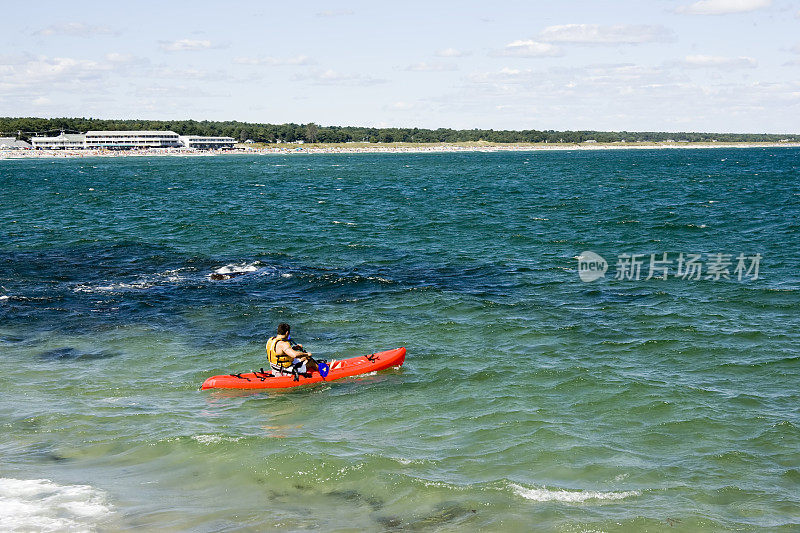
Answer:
[0, 137, 32, 148]
[31, 133, 85, 142]
[85, 130, 179, 136]
[180, 136, 236, 141]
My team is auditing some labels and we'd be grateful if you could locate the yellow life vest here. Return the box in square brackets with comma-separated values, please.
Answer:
[266, 336, 293, 368]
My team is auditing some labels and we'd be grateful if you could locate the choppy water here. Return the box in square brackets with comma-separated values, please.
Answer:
[1, 149, 798, 532]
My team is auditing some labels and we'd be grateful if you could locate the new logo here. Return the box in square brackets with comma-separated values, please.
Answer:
[577, 251, 608, 282]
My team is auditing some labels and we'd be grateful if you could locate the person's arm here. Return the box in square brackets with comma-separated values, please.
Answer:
[279, 341, 311, 359]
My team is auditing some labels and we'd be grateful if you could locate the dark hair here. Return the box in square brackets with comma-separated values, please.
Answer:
[277, 323, 290, 335]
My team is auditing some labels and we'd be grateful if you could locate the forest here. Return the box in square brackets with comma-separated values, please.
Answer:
[2, 117, 798, 144]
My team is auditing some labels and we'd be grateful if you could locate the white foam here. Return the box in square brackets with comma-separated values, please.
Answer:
[158, 268, 189, 283]
[509, 483, 639, 503]
[213, 262, 260, 275]
[74, 281, 154, 293]
[73, 268, 191, 293]
[0, 477, 113, 532]
[192, 434, 242, 445]
[394, 457, 427, 466]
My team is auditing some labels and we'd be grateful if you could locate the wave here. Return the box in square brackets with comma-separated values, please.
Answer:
[717, 355, 800, 369]
[73, 267, 196, 293]
[74, 281, 156, 293]
[211, 262, 261, 276]
[508, 482, 639, 503]
[208, 261, 265, 280]
[191, 434, 243, 445]
[0, 477, 114, 532]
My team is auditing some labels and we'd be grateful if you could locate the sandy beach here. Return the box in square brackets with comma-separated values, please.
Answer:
[2, 141, 798, 160]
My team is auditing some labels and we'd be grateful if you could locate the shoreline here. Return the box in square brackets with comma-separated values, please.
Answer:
[1, 141, 799, 160]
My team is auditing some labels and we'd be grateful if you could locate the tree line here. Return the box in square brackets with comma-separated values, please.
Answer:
[1, 117, 798, 144]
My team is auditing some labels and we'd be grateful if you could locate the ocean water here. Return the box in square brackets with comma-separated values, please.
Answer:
[0, 149, 798, 532]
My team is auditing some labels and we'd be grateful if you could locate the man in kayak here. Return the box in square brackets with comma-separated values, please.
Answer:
[266, 323, 318, 376]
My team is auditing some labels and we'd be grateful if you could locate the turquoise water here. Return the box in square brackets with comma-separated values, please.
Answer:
[1, 149, 798, 531]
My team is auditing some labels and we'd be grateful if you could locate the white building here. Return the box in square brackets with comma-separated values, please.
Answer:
[0, 137, 32, 149]
[84, 131, 181, 149]
[30, 133, 85, 150]
[179, 135, 236, 150]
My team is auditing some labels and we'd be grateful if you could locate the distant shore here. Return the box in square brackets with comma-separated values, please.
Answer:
[2, 141, 799, 160]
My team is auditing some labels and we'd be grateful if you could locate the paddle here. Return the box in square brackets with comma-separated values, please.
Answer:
[288, 336, 330, 378]
[301, 354, 329, 378]
[304, 357, 329, 377]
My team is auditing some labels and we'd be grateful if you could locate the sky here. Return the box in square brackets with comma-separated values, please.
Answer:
[1, 0, 799, 133]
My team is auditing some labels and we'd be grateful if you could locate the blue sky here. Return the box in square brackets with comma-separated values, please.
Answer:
[1, 0, 798, 133]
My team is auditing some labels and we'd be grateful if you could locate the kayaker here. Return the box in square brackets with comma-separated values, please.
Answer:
[266, 323, 318, 376]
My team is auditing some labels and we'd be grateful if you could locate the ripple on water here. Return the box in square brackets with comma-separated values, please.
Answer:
[0, 150, 798, 530]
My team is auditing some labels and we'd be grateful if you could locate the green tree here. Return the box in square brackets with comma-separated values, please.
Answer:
[305, 123, 318, 143]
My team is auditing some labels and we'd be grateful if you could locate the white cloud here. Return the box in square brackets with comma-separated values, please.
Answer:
[682, 55, 757, 68]
[780, 44, 800, 65]
[452, 62, 800, 132]
[159, 39, 212, 52]
[105, 53, 132, 63]
[466, 63, 671, 94]
[293, 69, 387, 86]
[149, 66, 217, 80]
[234, 55, 315, 66]
[387, 101, 415, 110]
[316, 9, 354, 17]
[539, 24, 671, 44]
[582, 64, 670, 86]
[677, 0, 771, 15]
[134, 85, 229, 98]
[496, 40, 562, 57]
[435, 48, 470, 58]
[466, 67, 538, 85]
[403, 62, 457, 72]
[33, 96, 52, 105]
[0, 55, 111, 91]
[104, 53, 149, 67]
[35, 22, 116, 37]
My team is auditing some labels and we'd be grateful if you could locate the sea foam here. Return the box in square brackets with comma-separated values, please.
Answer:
[0, 477, 113, 532]
[212, 262, 260, 275]
[509, 483, 639, 503]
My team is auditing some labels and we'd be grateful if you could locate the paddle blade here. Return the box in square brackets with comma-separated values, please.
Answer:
[318, 362, 330, 378]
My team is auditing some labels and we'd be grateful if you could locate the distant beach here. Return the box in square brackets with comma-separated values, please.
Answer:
[2, 141, 799, 160]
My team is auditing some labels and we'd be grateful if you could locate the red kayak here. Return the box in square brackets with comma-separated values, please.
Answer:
[200, 347, 406, 390]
